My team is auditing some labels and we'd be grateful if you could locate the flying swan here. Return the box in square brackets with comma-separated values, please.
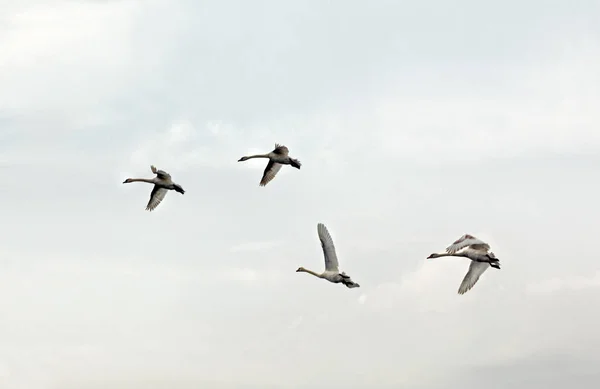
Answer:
[122, 165, 185, 211]
[427, 234, 500, 295]
[296, 223, 360, 288]
[237, 143, 301, 186]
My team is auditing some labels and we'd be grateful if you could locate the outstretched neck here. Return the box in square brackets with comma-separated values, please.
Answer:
[124, 178, 155, 184]
[298, 268, 323, 278]
[244, 154, 270, 160]
[429, 252, 465, 259]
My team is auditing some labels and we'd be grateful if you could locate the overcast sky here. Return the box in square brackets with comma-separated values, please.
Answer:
[1, 0, 599, 388]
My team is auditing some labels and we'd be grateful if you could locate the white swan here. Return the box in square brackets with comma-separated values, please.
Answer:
[238, 143, 301, 186]
[122, 165, 185, 211]
[296, 223, 360, 288]
[427, 234, 500, 295]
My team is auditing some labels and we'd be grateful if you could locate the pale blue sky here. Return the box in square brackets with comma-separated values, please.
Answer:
[0, 1, 599, 388]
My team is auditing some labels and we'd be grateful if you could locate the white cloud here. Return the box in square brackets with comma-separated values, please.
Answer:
[0, 0, 139, 113]
[1, 1, 600, 388]
[217, 266, 287, 287]
[527, 272, 600, 295]
[229, 241, 283, 253]
[123, 43, 600, 178]
[223, 267, 259, 283]
[287, 315, 303, 330]
[128, 119, 202, 171]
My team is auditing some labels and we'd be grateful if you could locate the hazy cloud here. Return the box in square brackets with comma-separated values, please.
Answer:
[1, 0, 599, 388]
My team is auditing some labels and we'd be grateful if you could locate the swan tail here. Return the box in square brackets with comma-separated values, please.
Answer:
[342, 278, 360, 288]
[290, 158, 301, 169]
[173, 184, 185, 194]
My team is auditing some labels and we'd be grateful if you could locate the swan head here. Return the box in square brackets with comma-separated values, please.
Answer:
[295, 267, 306, 272]
[122, 178, 132, 183]
[427, 253, 439, 259]
[238, 156, 248, 162]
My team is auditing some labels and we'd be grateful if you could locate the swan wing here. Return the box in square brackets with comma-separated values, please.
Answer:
[273, 144, 289, 155]
[446, 234, 490, 254]
[259, 160, 282, 186]
[146, 185, 168, 211]
[317, 223, 340, 272]
[458, 261, 490, 295]
[151, 165, 171, 180]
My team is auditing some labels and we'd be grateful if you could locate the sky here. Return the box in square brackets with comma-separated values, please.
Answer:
[0, 0, 599, 388]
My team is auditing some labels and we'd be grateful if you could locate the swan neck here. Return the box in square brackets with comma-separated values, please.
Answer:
[246, 154, 270, 159]
[127, 178, 155, 183]
[300, 268, 323, 278]
[432, 253, 455, 258]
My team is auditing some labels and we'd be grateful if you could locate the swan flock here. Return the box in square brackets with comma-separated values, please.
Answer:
[122, 144, 501, 295]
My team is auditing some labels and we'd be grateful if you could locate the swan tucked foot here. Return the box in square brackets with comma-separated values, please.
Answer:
[475, 257, 499, 263]
[297, 223, 361, 290]
[340, 273, 360, 288]
[290, 158, 301, 169]
[341, 278, 360, 288]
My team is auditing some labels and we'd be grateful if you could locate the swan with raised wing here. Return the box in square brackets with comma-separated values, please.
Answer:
[427, 234, 500, 295]
[296, 223, 360, 288]
[122, 165, 185, 211]
[238, 143, 301, 186]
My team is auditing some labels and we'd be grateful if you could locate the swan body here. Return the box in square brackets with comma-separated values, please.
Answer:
[122, 165, 185, 211]
[238, 143, 301, 186]
[296, 223, 360, 288]
[427, 234, 500, 295]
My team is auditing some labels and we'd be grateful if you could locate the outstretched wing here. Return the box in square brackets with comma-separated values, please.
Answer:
[446, 234, 490, 254]
[146, 185, 168, 211]
[151, 165, 171, 180]
[317, 223, 339, 272]
[458, 261, 490, 295]
[259, 160, 283, 186]
[272, 143, 289, 155]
